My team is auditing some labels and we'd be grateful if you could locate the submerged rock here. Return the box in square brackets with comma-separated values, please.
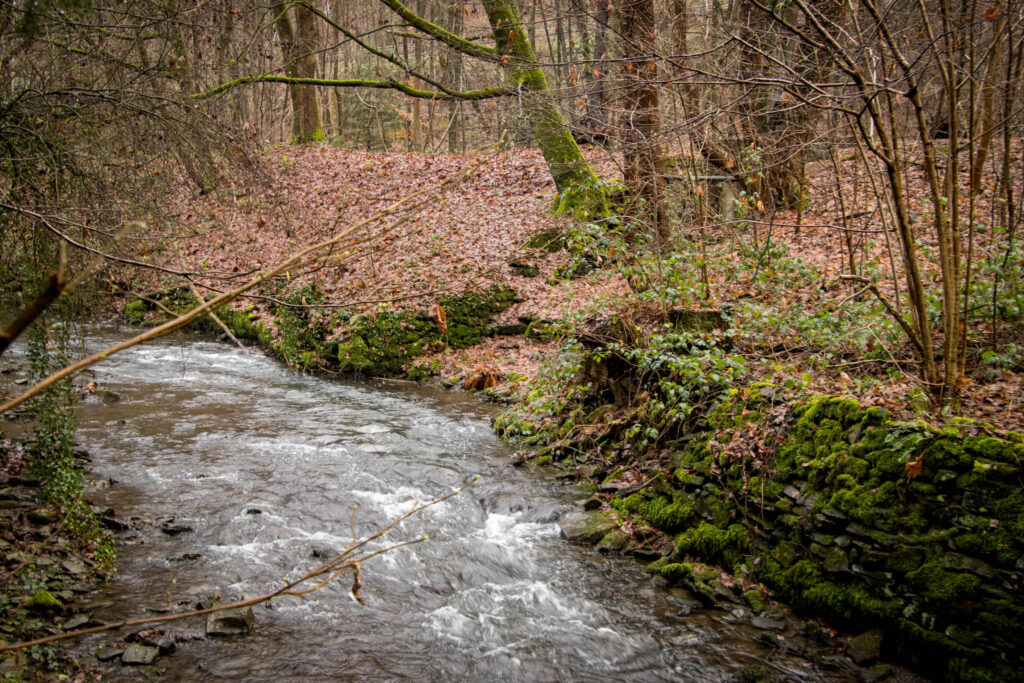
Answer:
[94, 646, 123, 663]
[206, 606, 254, 636]
[121, 644, 159, 666]
[750, 616, 786, 632]
[159, 517, 194, 535]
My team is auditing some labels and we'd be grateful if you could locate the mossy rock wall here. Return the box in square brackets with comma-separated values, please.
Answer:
[122, 285, 517, 379]
[634, 396, 1024, 681]
[334, 286, 517, 376]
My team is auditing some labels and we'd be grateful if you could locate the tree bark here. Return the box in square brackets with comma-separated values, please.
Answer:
[620, 0, 667, 244]
[274, 2, 322, 144]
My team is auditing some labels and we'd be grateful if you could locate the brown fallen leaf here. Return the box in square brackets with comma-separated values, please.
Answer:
[905, 460, 923, 479]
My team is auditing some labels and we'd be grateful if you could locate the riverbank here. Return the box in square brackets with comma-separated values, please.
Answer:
[0, 436, 110, 680]
[494, 320, 1024, 682]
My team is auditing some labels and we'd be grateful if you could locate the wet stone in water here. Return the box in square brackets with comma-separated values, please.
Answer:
[206, 606, 254, 636]
[121, 644, 159, 666]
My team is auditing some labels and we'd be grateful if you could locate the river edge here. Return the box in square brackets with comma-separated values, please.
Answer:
[0, 436, 113, 680]
[3, 328, 886, 682]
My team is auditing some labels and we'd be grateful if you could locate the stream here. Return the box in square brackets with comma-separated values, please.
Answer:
[67, 329, 851, 681]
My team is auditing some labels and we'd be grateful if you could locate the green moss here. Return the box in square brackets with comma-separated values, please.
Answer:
[123, 299, 147, 325]
[596, 530, 631, 553]
[905, 562, 981, 601]
[674, 522, 750, 568]
[647, 558, 693, 584]
[334, 286, 516, 376]
[524, 228, 567, 252]
[743, 588, 767, 614]
[25, 590, 61, 615]
[952, 527, 1019, 567]
[221, 308, 274, 347]
[613, 492, 694, 533]
[759, 559, 901, 623]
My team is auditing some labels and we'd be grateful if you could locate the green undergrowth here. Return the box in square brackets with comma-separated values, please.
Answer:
[25, 326, 115, 569]
[495, 317, 1024, 681]
[494, 321, 749, 462]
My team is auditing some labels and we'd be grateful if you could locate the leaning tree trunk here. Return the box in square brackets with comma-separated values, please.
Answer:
[481, 0, 607, 217]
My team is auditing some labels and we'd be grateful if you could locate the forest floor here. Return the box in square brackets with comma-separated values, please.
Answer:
[137, 141, 1024, 434]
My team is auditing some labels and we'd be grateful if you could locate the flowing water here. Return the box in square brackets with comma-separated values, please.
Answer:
[67, 329, 850, 681]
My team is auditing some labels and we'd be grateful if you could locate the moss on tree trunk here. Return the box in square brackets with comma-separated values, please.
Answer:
[481, 0, 607, 218]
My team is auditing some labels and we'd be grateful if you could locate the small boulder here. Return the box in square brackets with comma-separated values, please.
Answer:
[751, 616, 786, 632]
[62, 558, 88, 575]
[206, 606, 254, 636]
[847, 629, 883, 664]
[62, 614, 90, 630]
[121, 644, 159, 666]
[27, 508, 56, 525]
[25, 590, 61, 616]
[595, 531, 631, 554]
[159, 517, 193, 535]
[95, 646, 123, 663]
[156, 636, 176, 654]
[558, 511, 619, 545]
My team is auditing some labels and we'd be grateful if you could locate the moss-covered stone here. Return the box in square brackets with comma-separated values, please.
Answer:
[612, 491, 694, 533]
[847, 629, 883, 664]
[25, 589, 61, 615]
[647, 558, 693, 584]
[743, 588, 767, 615]
[523, 228, 567, 252]
[596, 530, 631, 553]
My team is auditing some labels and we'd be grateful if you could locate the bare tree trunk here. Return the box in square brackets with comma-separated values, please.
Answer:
[294, 1, 323, 142]
[274, 2, 322, 144]
[446, 0, 463, 153]
[620, 0, 667, 244]
[972, 11, 1005, 194]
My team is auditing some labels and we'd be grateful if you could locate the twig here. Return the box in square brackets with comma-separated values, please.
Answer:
[839, 275, 925, 357]
[178, 251, 244, 350]
[0, 245, 67, 357]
